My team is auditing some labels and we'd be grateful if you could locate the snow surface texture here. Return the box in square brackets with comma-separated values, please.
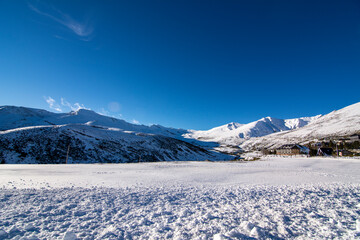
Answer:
[1, 157, 360, 239]
[242, 102, 360, 150]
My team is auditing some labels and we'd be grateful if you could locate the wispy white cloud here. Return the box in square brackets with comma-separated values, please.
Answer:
[28, 2, 93, 40]
[44, 96, 62, 112]
[44, 97, 128, 121]
[44, 96, 89, 112]
[61, 98, 88, 111]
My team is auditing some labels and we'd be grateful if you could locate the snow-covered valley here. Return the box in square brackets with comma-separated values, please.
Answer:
[1, 157, 360, 239]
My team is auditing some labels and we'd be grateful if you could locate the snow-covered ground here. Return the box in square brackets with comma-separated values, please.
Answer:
[1, 157, 360, 239]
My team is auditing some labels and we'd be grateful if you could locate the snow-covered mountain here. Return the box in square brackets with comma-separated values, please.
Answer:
[0, 106, 230, 163]
[183, 115, 321, 152]
[0, 106, 187, 137]
[241, 102, 360, 150]
[0, 124, 230, 164]
[1, 102, 359, 162]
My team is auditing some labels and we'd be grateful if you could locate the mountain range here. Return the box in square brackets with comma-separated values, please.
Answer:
[0, 102, 359, 163]
[0, 106, 228, 163]
[183, 115, 322, 153]
[241, 102, 360, 150]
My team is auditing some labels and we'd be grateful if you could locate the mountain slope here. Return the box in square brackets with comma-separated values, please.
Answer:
[0, 106, 231, 163]
[0, 105, 320, 154]
[0, 106, 187, 138]
[183, 115, 321, 149]
[0, 124, 231, 164]
[1, 102, 358, 160]
[241, 102, 360, 150]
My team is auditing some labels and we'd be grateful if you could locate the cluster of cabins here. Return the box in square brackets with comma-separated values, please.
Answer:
[276, 144, 310, 155]
[335, 134, 360, 143]
[273, 134, 360, 157]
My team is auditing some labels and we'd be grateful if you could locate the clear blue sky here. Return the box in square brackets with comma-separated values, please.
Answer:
[0, 0, 359, 130]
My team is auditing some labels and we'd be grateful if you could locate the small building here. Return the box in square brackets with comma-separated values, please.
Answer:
[276, 144, 309, 155]
[347, 134, 360, 143]
[261, 148, 276, 155]
[317, 147, 333, 156]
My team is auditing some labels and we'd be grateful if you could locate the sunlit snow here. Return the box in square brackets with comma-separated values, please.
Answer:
[1, 157, 360, 239]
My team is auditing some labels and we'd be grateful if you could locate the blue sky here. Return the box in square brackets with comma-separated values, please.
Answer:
[0, 1, 359, 130]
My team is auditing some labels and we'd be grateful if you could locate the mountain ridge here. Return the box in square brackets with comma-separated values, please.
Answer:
[183, 115, 322, 151]
[241, 102, 360, 150]
[0, 123, 229, 164]
[0, 105, 188, 138]
[1, 102, 359, 160]
[0, 106, 230, 163]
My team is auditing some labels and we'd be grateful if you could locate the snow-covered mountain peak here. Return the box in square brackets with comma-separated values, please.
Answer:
[0, 106, 189, 141]
[226, 122, 242, 130]
[1, 102, 358, 157]
[64, 109, 110, 123]
[184, 114, 321, 150]
[0, 106, 231, 163]
[241, 102, 360, 150]
[69, 108, 97, 116]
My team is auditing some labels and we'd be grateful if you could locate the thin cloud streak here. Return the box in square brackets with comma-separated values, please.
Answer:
[45, 97, 128, 121]
[28, 3, 93, 39]
[44, 96, 89, 112]
[44, 96, 62, 112]
[61, 98, 88, 111]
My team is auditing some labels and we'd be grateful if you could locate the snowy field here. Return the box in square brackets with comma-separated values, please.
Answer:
[1, 157, 360, 239]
